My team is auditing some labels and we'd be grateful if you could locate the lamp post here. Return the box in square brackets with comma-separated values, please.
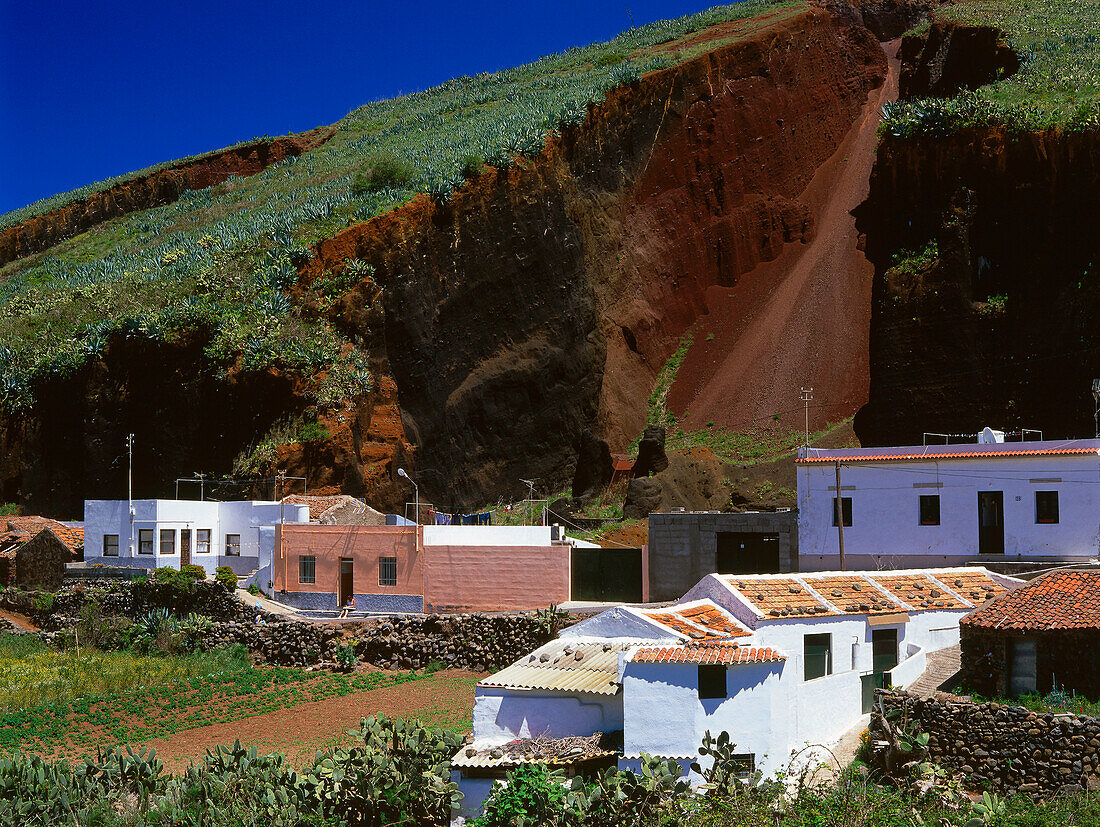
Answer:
[397, 468, 418, 525]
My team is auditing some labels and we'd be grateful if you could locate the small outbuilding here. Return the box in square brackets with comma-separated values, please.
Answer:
[14, 528, 72, 591]
[960, 569, 1100, 699]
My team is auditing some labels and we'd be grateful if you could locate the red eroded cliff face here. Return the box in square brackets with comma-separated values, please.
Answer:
[302, 6, 887, 506]
[0, 128, 333, 267]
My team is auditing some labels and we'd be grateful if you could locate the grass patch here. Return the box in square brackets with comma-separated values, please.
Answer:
[964, 688, 1100, 718]
[882, 0, 1100, 136]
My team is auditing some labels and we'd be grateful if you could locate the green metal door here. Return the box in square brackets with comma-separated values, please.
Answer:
[871, 629, 899, 690]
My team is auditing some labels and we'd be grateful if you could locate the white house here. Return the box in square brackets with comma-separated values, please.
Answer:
[452, 566, 1020, 819]
[796, 432, 1100, 570]
[83, 499, 309, 584]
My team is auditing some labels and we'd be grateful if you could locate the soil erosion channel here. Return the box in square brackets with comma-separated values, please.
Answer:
[669, 40, 901, 433]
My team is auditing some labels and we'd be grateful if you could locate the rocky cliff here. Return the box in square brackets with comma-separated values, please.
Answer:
[854, 19, 1100, 445]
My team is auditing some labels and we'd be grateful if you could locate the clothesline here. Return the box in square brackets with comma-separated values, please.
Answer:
[427, 509, 492, 526]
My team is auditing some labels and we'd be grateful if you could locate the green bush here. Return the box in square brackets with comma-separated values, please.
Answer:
[215, 566, 238, 592]
[461, 153, 486, 179]
[31, 592, 54, 613]
[180, 564, 207, 581]
[475, 764, 566, 827]
[351, 155, 415, 193]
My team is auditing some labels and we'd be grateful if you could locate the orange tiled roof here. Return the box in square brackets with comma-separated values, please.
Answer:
[631, 643, 786, 665]
[724, 577, 833, 618]
[0, 518, 83, 556]
[962, 570, 1100, 630]
[797, 441, 1100, 464]
[809, 575, 907, 615]
[638, 603, 751, 641]
[871, 573, 970, 611]
[944, 570, 1009, 606]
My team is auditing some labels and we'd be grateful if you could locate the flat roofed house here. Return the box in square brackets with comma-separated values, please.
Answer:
[796, 433, 1100, 570]
[84, 499, 309, 587]
[453, 565, 1021, 820]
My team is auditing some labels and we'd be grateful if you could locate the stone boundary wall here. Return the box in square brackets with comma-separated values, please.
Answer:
[11, 581, 571, 671]
[874, 692, 1100, 794]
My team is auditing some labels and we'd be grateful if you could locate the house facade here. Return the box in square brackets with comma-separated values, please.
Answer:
[796, 434, 1100, 570]
[83, 499, 309, 581]
[453, 566, 1020, 818]
[273, 524, 612, 612]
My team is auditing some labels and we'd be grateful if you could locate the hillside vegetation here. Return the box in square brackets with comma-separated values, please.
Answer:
[0, 0, 796, 414]
[882, 0, 1100, 136]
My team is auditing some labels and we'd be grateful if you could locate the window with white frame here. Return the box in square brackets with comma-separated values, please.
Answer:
[103, 535, 119, 556]
[138, 529, 154, 555]
[225, 534, 241, 556]
[159, 529, 175, 556]
[196, 529, 211, 554]
[299, 555, 316, 584]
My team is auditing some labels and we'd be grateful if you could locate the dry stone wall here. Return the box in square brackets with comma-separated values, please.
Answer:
[874, 692, 1100, 794]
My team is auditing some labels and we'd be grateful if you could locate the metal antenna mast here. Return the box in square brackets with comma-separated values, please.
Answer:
[800, 387, 814, 447]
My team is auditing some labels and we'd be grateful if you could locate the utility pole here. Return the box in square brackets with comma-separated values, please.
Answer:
[835, 460, 846, 571]
[520, 478, 538, 526]
[800, 387, 814, 447]
[277, 469, 286, 593]
[126, 433, 135, 555]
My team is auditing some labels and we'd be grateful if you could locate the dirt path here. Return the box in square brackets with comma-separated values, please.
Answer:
[0, 607, 37, 631]
[669, 40, 902, 433]
[137, 670, 482, 771]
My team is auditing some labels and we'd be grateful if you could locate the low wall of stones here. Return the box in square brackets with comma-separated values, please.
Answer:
[9, 580, 570, 671]
[874, 692, 1100, 794]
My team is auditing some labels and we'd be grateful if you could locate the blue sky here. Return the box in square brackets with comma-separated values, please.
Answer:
[0, 0, 722, 215]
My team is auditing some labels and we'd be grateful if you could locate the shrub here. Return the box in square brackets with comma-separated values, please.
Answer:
[335, 643, 357, 672]
[461, 153, 486, 179]
[31, 592, 54, 613]
[180, 564, 207, 581]
[475, 764, 566, 827]
[215, 566, 238, 592]
[351, 155, 415, 193]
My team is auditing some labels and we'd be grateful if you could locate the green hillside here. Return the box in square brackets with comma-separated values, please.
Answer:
[0, 0, 797, 414]
[882, 0, 1100, 137]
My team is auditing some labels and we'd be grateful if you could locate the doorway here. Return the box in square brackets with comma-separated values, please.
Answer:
[871, 628, 899, 691]
[180, 529, 191, 568]
[1009, 638, 1037, 698]
[339, 559, 354, 608]
[716, 533, 780, 574]
[978, 491, 1005, 554]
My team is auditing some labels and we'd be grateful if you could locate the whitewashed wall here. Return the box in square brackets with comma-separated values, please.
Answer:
[471, 688, 622, 741]
[422, 525, 552, 546]
[797, 453, 1100, 567]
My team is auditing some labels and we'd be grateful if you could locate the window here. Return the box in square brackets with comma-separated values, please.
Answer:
[919, 495, 941, 526]
[1036, 491, 1059, 524]
[379, 556, 398, 586]
[299, 555, 316, 584]
[103, 535, 119, 557]
[698, 665, 727, 700]
[727, 754, 756, 780]
[225, 534, 241, 556]
[138, 529, 154, 555]
[832, 497, 852, 527]
[804, 633, 832, 681]
[159, 529, 175, 556]
[196, 529, 211, 554]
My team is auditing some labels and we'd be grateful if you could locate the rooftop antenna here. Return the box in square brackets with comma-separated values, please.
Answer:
[800, 387, 814, 447]
[1092, 379, 1100, 438]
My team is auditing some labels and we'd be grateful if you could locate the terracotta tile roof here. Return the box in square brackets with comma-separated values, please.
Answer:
[796, 439, 1100, 464]
[630, 642, 786, 665]
[637, 602, 751, 640]
[962, 570, 1100, 630]
[809, 575, 907, 615]
[724, 577, 833, 618]
[871, 573, 970, 611]
[943, 570, 1009, 606]
[0, 518, 83, 556]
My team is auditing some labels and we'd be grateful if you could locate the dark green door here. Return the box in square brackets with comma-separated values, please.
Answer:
[871, 629, 899, 690]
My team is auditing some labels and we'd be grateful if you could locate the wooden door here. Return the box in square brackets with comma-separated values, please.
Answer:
[180, 530, 192, 567]
[339, 559, 354, 608]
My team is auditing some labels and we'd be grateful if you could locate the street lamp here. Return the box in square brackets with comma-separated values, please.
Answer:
[397, 468, 418, 525]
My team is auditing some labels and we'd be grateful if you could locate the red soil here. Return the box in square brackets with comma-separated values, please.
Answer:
[0, 607, 37, 631]
[667, 41, 901, 433]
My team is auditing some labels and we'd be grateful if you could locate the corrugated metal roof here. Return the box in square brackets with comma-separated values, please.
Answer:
[477, 640, 630, 696]
[630, 643, 786, 665]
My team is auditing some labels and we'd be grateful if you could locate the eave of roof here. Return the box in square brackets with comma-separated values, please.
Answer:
[630, 643, 786, 665]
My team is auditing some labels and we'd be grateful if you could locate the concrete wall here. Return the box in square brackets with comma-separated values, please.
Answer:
[472, 687, 622, 742]
[797, 454, 1100, 568]
[424, 544, 570, 612]
[648, 512, 798, 602]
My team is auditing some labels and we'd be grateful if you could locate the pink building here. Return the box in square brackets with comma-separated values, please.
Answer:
[273, 524, 582, 612]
